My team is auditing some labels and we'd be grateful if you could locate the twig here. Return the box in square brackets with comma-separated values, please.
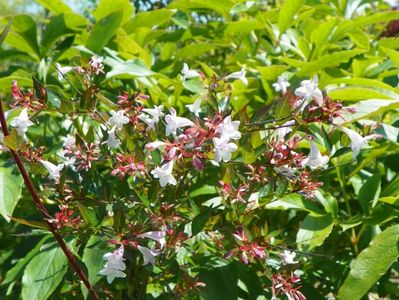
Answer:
[0, 100, 99, 300]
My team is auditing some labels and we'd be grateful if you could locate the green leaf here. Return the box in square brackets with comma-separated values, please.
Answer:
[42, 13, 87, 53]
[297, 50, 364, 76]
[296, 214, 334, 251]
[190, 185, 217, 198]
[93, 0, 134, 24]
[265, 194, 322, 213]
[337, 224, 399, 300]
[77, 203, 98, 227]
[1, 235, 52, 286]
[123, 9, 174, 33]
[358, 174, 381, 213]
[169, 0, 235, 18]
[104, 56, 154, 79]
[183, 78, 205, 93]
[278, 0, 305, 33]
[5, 15, 40, 59]
[21, 242, 70, 300]
[176, 43, 222, 59]
[0, 18, 12, 48]
[82, 236, 111, 286]
[192, 205, 213, 236]
[3, 129, 19, 151]
[35, 0, 74, 14]
[328, 86, 399, 101]
[337, 99, 399, 124]
[0, 162, 23, 222]
[200, 262, 238, 300]
[87, 10, 123, 53]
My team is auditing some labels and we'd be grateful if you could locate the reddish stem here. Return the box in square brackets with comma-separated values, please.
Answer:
[0, 101, 99, 300]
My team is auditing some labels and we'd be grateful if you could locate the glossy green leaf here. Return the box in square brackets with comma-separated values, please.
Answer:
[192, 205, 213, 236]
[0, 162, 23, 222]
[82, 236, 111, 286]
[297, 50, 365, 76]
[358, 174, 381, 213]
[2, 235, 52, 286]
[278, 0, 305, 33]
[35, 0, 73, 14]
[123, 9, 174, 33]
[265, 194, 322, 213]
[93, 0, 134, 24]
[200, 262, 238, 300]
[104, 56, 154, 79]
[338, 224, 399, 300]
[21, 242, 70, 300]
[5, 15, 40, 59]
[87, 10, 123, 53]
[296, 214, 334, 251]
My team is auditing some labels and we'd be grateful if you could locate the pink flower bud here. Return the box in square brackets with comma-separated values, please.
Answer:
[192, 156, 204, 171]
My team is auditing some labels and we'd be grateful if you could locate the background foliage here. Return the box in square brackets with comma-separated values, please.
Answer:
[0, 0, 399, 299]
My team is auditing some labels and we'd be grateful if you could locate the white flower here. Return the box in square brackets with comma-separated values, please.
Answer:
[145, 141, 167, 151]
[108, 110, 129, 129]
[40, 160, 64, 183]
[58, 152, 76, 170]
[295, 75, 323, 106]
[10, 108, 34, 137]
[138, 231, 166, 248]
[99, 246, 126, 284]
[280, 250, 298, 265]
[272, 75, 291, 94]
[63, 135, 76, 148]
[213, 137, 238, 163]
[89, 56, 104, 75]
[186, 98, 202, 117]
[225, 68, 248, 85]
[276, 120, 295, 140]
[143, 105, 164, 121]
[164, 108, 194, 136]
[216, 116, 241, 140]
[340, 127, 375, 159]
[137, 245, 160, 265]
[302, 140, 329, 169]
[151, 160, 177, 187]
[105, 126, 120, 149]
[55, 63, 73, 81]
[181, 63, 201, 81]
[138, 105, 164, 130]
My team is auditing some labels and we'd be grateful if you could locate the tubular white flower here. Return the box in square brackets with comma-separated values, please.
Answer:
[142, 105, 164, 121]
[340, 127, 375, 159]
[55, 63, 73, 81]
[181, 63, 201, 81]
[137, 245, 160, 265]
[213, 137, 238, 163]
[295, 75, 323, 106]
[276, 120, 295, 141]
[145, 141, 167, 151]
[225, 68, 248, 85]
[164, 108, 194, 136]
[138, 231, 166, 248]
[99, 246, 126, 284]
[10, 108, 34, 137]
[279, 250, 298, 265]
[151, 160, 177, 187]
[216, 116, 241, 140]
[105, 126, 120, 149]
[186, 98, 202, 117]
[302, 140, 329, 169]
[40, 160, 64, 183]
[108, 110, 129, 129]
[272, 75, 291, 94]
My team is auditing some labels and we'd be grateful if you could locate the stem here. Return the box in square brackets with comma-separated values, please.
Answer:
[0, 101, 99, 300]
